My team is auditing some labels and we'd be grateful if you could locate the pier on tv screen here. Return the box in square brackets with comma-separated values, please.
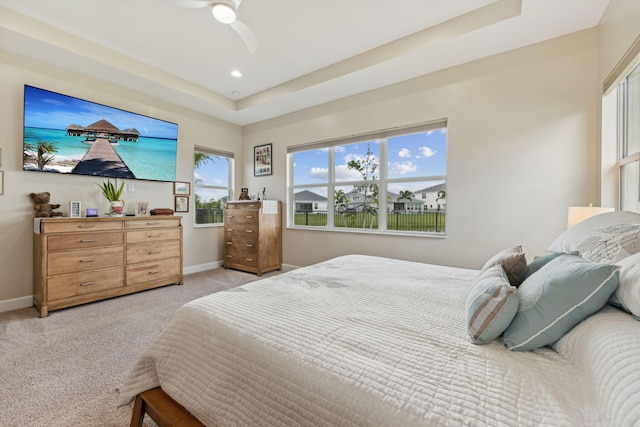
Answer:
[22, 85, 178, 182]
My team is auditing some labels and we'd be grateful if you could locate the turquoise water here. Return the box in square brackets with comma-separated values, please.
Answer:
[24, 127, 177, 181]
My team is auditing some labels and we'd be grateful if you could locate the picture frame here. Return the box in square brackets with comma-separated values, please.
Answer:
[254, 143, 272, 177]
[69, 201, 81, 218]
[0, 171, 3, 195]
[173, 181, 191, 195]
[135, 201, 150, 216]
[175, 196, 189, 212]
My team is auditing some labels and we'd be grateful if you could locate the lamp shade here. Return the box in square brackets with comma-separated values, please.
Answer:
[567, 206, 615, 229]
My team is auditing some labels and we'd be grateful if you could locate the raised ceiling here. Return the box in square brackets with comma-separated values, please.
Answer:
[0, 0, 610, 125]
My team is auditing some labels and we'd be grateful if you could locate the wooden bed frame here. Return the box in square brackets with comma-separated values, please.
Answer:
[130, 387, 204, 427]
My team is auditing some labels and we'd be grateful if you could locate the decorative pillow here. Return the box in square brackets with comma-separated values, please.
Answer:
[547, 211, 640, 264]
[609, 252, 640, 319]
[503, 254, 620, 351]
[524, 251, 580, 280]
[466, 265, 519, 344]
[480, 246, 527, 287]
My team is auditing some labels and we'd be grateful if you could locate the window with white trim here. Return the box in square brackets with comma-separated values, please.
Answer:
[194, 146, 234, 225]
[619, 63, 640, 212]
[288, 121, 447, 234]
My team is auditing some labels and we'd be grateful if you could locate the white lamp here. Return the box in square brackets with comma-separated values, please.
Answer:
[567, 204, 615, 229]
[212, 3, 236, 24]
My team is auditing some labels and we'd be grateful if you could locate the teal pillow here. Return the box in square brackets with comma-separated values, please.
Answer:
[503, 254, 620, 351]
[524, 251, 579, 280]
[466, 265, 519, 344]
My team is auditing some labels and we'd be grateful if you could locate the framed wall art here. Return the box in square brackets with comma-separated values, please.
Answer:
[173, 181, 191, 195]
[254, 143, 272, 177]
[175, 196, 189, 213]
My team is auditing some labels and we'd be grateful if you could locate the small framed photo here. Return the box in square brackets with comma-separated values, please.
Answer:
[254, 143, 272, 177]
[135, 201, 150, 216]
[175, 196, 189, 212]
[69, 201, 81, 218]
[173, 181, 191, 195]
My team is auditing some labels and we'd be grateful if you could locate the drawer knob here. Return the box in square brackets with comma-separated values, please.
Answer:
[245, 258, 253, 262]
[148, 234, 161, 238]
[148, 251, 161, 254]
[80, 239, 97, 243]
[245, 216, 253, 219]
[78, 225, 96, 229]
[149, 270, 161, 274]
[227, 215, 233, 218]
[246, 244, 253, 247]
[146, 222, 160, 225]
[227, 228, 233, 232]
[246, 230, 253, 233]
[80, 281, 97, 287]
[80, 258, 96, 263]
[226, 242, 232, 245]
[227, 255, 233, 258]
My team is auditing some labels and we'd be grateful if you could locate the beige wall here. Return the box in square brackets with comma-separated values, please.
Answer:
[243, 29, 600, 270]
[0, 52, 242, 309]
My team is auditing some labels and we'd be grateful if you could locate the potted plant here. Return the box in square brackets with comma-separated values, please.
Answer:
[97, 179, 125, 216]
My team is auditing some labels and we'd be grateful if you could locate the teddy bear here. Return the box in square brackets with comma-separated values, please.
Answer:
[29, 192, 64, 218]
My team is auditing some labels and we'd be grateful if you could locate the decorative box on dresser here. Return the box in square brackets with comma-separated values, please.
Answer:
[33, 216, 183, 317]
[224, 201, 282, 276]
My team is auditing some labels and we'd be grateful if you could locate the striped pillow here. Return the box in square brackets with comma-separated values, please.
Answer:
[466, 265, 519, 344]
[503, 254, 620, 351]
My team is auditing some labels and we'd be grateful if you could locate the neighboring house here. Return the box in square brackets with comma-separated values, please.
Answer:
[294, 190, 327, 212]
[415, 183, 447, 210]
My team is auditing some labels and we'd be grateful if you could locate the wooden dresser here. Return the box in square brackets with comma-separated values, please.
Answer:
[224, 201, 281, 276]
[33, 216, 182, 317]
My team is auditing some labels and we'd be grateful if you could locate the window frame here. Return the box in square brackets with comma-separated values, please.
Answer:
[287, 120, 447, 236]
[193, 146, 234, 227]
[617, 63, 640, 212]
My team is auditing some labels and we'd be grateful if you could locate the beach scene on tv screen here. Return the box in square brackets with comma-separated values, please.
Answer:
[23, 85, 178, 182]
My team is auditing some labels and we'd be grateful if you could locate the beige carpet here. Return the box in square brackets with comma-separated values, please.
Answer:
[0, 267, 272, 427]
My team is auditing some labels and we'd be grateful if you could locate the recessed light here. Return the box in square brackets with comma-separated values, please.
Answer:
[231, 91, 241, 97]
[230, 70, 242, 78]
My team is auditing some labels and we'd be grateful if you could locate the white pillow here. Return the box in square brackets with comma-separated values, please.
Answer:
[547, 211, 640, 263]
[611, 252, 640, 319]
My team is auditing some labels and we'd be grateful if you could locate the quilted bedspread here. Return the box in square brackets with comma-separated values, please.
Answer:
[118, 255, 640, 426]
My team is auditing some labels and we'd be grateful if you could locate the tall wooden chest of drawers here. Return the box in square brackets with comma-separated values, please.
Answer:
[33, 216, 182, 317]
[224, 201, 281, 276]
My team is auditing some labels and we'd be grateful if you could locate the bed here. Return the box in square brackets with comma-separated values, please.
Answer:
[118, 211, 640, 426]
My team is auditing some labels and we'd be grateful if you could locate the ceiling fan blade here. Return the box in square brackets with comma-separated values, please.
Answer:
[229, 20, 257, 53]
[172, 0, 210, 8]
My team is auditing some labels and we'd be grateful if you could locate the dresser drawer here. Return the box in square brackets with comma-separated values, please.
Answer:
[47, 246, 124, 276]
[127, 240, 181, 264]
[47, 231, 123, 251]
[225, 250, 258, 267]
[226, 202, 260, 211]
[126, 228, 180, 244]
[225, 211, 259, 225]
[126, 258, 181, 286]
[224, 224, 258, 236]
[42, 220, 122, 234]
[125, 218, 181, 230]
[225, 236, 258, 253]
[48, 267, 124, 300]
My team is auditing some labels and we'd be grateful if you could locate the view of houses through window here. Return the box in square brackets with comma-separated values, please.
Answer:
[289, 121, 447, 234]
[194, 147, 233, 225]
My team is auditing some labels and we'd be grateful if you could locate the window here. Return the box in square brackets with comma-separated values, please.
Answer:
[288, 121, 447, 234]
[194, 147, 234, 225]
[619, 63, 640, 212]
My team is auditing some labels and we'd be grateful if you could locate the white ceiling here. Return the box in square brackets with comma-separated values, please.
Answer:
[0, 0, 610, 125]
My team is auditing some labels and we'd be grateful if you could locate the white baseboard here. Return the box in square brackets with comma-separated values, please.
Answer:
[183, 261, 223, 275]
[0, 295, 33, 314]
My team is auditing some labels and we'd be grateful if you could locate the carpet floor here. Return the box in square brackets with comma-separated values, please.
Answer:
[0, 267, 271, 427]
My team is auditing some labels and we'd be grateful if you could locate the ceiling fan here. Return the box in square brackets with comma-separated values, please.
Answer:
[178, 0, 257, 53]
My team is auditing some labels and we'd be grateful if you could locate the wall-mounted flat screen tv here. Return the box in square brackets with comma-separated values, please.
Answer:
[23, 85, 178, 182]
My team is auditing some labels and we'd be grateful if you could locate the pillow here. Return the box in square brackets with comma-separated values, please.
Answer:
[503, 254, 620, 351]
[524, 251, 580, 280]
[466, 265, 519, 344]
[609, 252, 640, 319]
[547, 211, 640, 264]
[480, 246, 527, 287]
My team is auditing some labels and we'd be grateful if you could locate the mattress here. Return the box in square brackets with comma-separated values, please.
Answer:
[118, 254, 640, 426]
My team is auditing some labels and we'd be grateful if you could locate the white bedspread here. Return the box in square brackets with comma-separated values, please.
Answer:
[118, 255, 639, 426]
